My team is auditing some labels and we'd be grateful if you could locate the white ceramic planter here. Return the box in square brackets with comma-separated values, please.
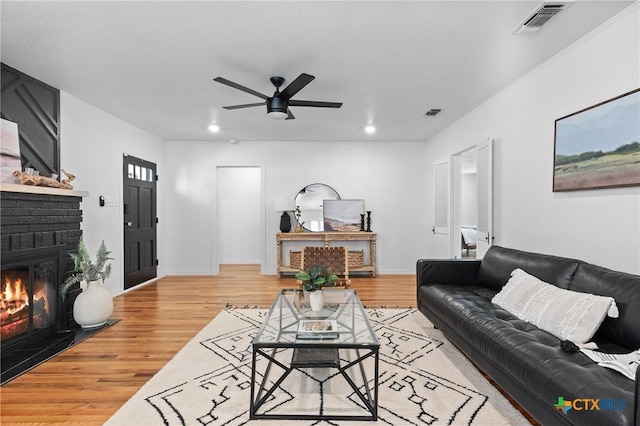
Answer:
[73, 280, 113, 328]
[309, 290, 324, 312]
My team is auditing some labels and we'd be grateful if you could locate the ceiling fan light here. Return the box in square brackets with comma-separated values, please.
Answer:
[267, 97, 288, 119]
[268, 111, 288, 120]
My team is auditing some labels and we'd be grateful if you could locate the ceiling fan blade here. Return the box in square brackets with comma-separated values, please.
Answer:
[214, 77, 269, 100]
[222, 102, 265, 110]
[285, 109, 295, 120]
[278, 73, 315, 100]
[288, 100, 343, 108]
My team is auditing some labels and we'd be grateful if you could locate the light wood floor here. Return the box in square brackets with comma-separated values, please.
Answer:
[1, 265, 538, 425]
[0, 265, 417, 425]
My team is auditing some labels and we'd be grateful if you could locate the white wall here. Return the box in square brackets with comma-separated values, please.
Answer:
[164, 140, 427, 275]
[424, 5, 640, 274]
[60, 92, 166, 296]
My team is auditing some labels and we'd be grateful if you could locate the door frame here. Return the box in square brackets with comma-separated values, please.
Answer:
[212, 164, 266, 275]
[432, 157, 451, 258]
[446, 138, 493, 259]
[475, 138, 493, 258]
[451, 147, 477, 258]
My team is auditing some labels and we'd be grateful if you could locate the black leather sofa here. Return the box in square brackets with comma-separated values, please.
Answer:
[417, 246, 640, 426]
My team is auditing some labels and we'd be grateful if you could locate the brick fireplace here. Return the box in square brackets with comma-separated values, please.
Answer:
[1, 184, 88, 382]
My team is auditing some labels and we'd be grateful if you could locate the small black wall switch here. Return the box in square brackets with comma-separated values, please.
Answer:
[99, 196, 105, 207]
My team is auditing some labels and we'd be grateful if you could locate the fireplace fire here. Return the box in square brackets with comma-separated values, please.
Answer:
[1, 269, 53, 340]
[2, 271, 31, 339]
[0, 250, 62, 349]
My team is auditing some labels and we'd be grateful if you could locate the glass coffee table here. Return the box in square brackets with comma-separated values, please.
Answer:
[250, 288, 380, 421]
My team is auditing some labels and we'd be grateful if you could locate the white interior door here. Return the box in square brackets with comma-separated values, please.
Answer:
[433, 158, 451, 258]
[476, 138, 493, 258]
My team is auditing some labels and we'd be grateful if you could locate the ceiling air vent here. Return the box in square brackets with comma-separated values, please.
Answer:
[425, 109, 441, 117]
[513, 2, 572, 34]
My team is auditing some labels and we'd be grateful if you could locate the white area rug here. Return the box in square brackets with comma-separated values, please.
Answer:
[106, 308, 531, 425]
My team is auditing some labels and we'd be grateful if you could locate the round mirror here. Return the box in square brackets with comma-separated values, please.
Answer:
[294, 183, 340, 232]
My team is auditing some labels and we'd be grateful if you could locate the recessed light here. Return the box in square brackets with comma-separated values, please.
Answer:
[208, 124, 220, 132]
[365, 125, 376, 134]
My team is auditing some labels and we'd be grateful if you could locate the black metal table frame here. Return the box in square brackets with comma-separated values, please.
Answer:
[250, 344, 379, 421]
[249, 289, 379, 421]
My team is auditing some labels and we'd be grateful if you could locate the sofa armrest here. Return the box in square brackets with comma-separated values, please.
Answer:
[416, 258, 481, 296]
[417, 259, 481, 286]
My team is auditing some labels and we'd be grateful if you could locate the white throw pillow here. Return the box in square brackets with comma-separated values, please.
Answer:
[491, 268, 619, 344]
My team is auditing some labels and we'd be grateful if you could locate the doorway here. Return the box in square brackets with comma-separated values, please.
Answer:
[454, 149, 477, 259]
[123, 155, 157, 290]
[449, 138, 492, 259]
[216, 167, 262, 270]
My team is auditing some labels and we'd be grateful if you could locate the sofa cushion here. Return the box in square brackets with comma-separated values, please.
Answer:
[492, 268, 618, 344]
[477, 246, 580, 291]
[570, 263, 640, 350]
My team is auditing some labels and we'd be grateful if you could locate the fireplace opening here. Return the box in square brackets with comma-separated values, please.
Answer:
[1, 247, 65, 352]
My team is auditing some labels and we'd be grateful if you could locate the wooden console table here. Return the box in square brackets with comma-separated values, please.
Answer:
[276, 232, 377, 277]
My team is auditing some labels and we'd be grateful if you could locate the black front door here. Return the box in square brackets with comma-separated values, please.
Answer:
[123, 154, 157, 290]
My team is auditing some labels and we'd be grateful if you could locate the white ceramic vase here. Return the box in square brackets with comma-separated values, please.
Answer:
[309, 290, 324, 312]
[73, 280, 113, 328]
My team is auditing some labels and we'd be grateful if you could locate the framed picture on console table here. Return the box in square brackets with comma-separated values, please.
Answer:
[323, 199, 364, 231]
[553, 88, 640, 192]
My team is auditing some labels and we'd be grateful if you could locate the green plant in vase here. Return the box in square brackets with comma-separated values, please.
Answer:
[59, 237, 113, 301]
[295, 264, 338, 292]
[59, 237, 115, 328]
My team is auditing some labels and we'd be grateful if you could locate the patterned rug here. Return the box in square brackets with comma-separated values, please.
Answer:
[106, 308, 531, 425]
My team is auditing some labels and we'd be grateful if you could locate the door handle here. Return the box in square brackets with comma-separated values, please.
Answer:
[126, 222, 133, 227]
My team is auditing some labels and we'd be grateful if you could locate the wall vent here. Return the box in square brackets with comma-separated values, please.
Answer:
[513, 2, 572, 34]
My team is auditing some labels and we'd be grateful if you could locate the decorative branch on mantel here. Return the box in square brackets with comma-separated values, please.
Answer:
[12, 169, 75, 190]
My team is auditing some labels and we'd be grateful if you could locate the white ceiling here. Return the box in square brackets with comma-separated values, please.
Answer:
[0, 1, 634, 143]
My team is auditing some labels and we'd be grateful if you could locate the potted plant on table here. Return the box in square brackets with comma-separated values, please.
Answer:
[59, 237, 114, 328]
[295, 265, 338, 312]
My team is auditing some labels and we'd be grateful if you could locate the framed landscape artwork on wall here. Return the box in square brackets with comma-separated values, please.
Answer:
[553, 88, 640, 192]
[323, 199, 364, 232]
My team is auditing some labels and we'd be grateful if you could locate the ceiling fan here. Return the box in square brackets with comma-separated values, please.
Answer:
[213, 73, 342, 120]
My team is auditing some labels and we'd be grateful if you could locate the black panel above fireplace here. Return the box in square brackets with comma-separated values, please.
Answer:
[0, 63, 61, 177]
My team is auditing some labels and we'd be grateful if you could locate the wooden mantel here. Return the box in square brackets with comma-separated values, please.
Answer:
[0, 183, 89, 198]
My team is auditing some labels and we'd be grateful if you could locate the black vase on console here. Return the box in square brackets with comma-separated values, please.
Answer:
[360, 214, 365, 231]
[366, 211, 372, 232]
[280, 212, 291, 233]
